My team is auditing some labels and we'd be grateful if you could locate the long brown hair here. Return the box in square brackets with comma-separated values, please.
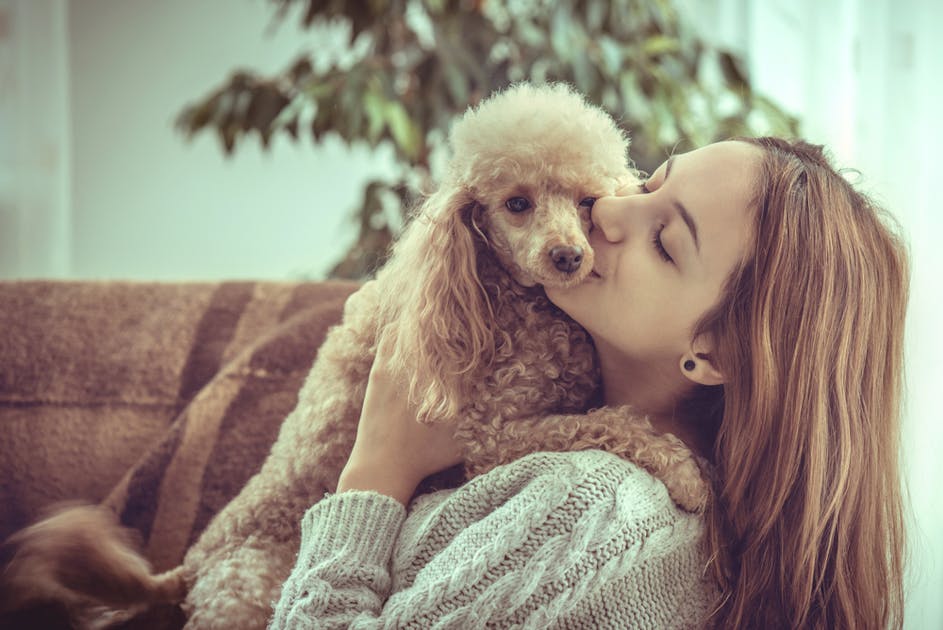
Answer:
[696, 138, 908, 628]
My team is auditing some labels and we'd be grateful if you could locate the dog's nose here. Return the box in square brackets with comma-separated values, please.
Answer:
[550, 246, 583, 273]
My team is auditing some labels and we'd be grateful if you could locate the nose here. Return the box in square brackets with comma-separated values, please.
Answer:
[589, 196, 629, 242]
[550, 245, 583, 273]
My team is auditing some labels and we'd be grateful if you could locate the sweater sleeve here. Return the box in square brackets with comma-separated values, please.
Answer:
[268, 491, 406, 630]
[269, 451, 715, 629]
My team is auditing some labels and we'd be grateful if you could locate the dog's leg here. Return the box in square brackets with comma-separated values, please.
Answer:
[178, 290, 381, 629]
[458, 407, 710, 513]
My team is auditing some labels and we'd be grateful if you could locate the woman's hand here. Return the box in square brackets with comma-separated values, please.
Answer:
[337, 331, 464, 505]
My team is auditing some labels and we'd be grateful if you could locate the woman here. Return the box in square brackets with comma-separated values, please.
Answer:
[269, 138, 908, 629]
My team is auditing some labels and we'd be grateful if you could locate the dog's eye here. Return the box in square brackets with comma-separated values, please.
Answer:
[579, 197, 597, 208]
[505, 197, 532, 213]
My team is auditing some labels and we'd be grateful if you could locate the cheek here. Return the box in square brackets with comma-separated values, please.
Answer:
[603, 264, 687, 335]
[547, 280, 668, 354]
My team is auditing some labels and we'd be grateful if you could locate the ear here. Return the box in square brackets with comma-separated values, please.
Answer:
[682, 335, 725, 386]
[395, 187, 494, 423]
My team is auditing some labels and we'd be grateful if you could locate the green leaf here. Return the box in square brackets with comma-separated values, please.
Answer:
[530, 57, 552, 84]
[550, 5, 572, 61]
[515, 18, 546, 49]
[302, 79, 338, 101]
[619, 70, 651, 121]
[643, 35, 681, 57]
[445, 64, 469, 105]
[311, 94, 335, 141]
[385, 100, 422, 161]
[363, 89, 387, 143]
[718, 50, 749, 89]
[425, 0, 446, 15]
[572, 50, 594, 94]
[585, 0, 606, 32]
[597, 35, 623, 78]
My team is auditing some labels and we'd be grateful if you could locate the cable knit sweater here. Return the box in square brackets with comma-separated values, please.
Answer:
[268, 450, 717, 629]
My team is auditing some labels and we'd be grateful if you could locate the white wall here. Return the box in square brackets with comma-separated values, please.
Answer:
[0, 0, 71, 278]
[64, 0, 396, 281]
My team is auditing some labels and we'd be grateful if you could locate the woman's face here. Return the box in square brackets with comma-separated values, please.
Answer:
[546, 141, 761, 366]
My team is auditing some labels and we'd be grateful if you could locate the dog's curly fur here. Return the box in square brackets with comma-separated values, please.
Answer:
[1, 83, 709, 629]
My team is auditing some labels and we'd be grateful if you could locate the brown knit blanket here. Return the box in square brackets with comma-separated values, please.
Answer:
[0, 280, 357, 576]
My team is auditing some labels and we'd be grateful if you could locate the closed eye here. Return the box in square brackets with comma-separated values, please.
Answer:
[652, 224, 674, 263]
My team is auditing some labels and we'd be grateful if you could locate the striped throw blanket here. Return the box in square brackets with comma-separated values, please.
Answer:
[0, 280, 358, 627]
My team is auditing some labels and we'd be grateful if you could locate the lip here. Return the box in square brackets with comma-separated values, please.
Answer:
[589, 268, 602, 279]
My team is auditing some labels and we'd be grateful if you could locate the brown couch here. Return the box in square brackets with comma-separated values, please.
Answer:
[0, 280, 359, 627]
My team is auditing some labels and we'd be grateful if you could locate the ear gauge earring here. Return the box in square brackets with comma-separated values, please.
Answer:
[683, 359, 696, 372]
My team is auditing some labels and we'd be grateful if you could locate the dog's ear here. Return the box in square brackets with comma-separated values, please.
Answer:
[387, 186, 495, 424]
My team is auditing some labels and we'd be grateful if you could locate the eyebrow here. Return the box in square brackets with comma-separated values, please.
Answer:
[664, 156, 700, 253]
